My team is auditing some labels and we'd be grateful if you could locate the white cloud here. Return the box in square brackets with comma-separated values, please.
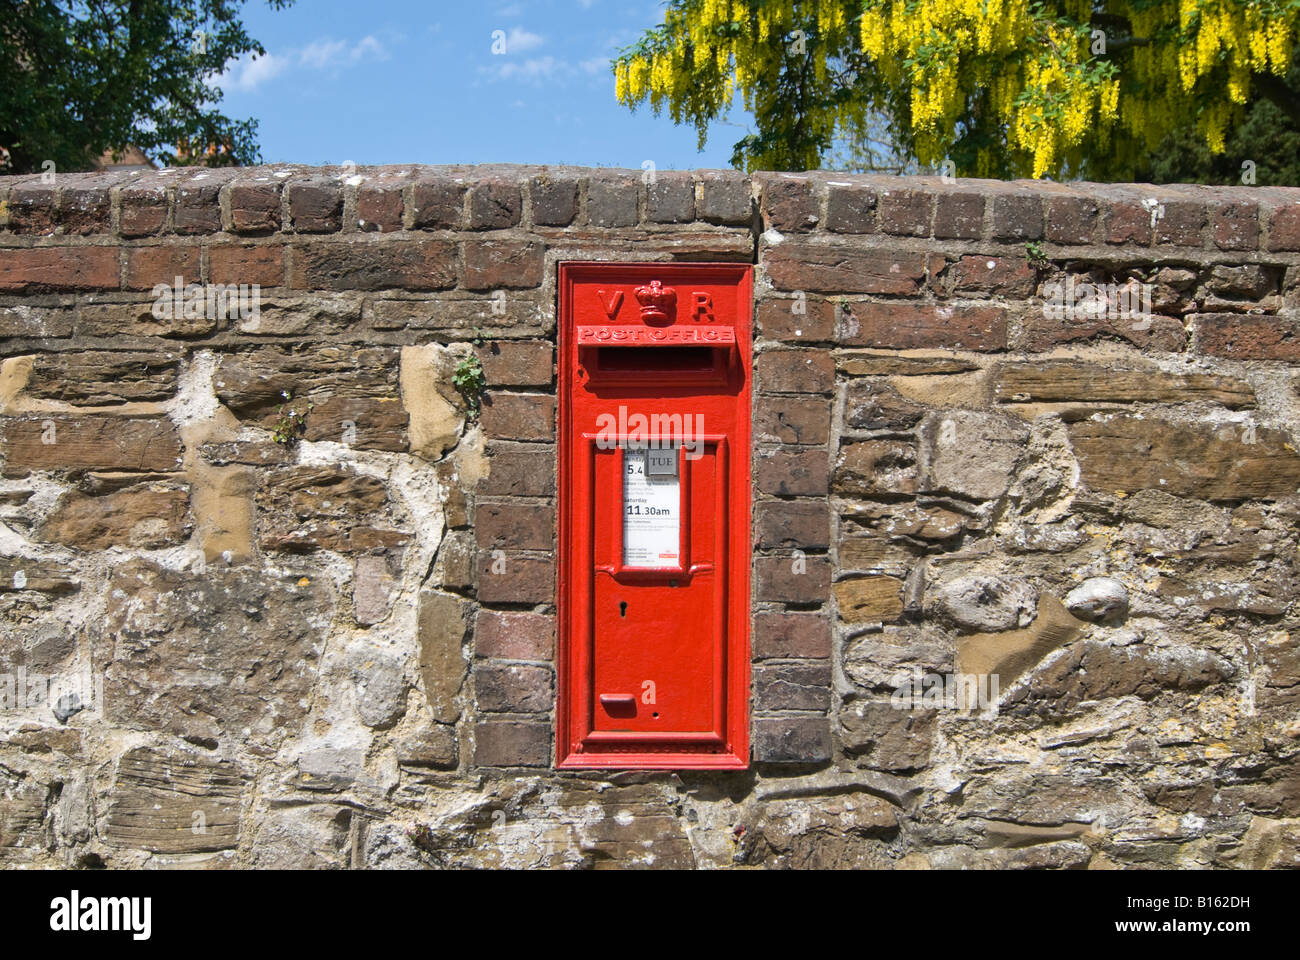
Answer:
[351, 36, 387, 61]
[221, 51, 289, 92]
[504, 27, 544, 54]
[579, 56, 610, 74]
[495, 55, 566, 81]
[299, 38, 349, 69]
[300, 35, 387, 68]
[219, 35, 386, 93]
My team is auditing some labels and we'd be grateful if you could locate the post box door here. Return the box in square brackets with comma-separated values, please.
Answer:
[557, 262, 751, 769]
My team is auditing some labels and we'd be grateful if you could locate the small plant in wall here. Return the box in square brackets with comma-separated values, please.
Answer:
[272, 391, 312, 445]
[453, 353, 486, 418]
[451, 330, 490, 416]
[1025, 240, 1050, 270]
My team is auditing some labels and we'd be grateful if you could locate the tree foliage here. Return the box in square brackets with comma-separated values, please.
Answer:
[0, 0, 292, 175]
[1135, 41, 1300, 185]
[614, 0, 1300, 181]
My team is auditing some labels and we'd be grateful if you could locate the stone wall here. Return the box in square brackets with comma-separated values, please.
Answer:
[1, 164, 1298, 869]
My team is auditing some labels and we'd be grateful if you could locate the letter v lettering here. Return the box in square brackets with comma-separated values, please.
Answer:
[598, 289, 623, 320]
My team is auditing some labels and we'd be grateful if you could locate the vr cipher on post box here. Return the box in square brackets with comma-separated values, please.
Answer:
[558, 263, 752, 769]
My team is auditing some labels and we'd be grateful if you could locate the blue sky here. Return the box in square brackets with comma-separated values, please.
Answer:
[217, 0, 743, 169]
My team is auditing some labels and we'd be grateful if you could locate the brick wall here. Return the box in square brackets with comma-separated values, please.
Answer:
[1, 163, 1298, 868]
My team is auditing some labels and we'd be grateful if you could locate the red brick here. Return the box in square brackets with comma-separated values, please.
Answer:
[119, 182, 169, 237]
[1106, 200, 1153, 245]
[0, 247, 119, 292]
[1194, 314, 1300, 361]
[646, 172, 694, 223]
[876, 188, 932, 237]
[943, 255, 1036, 297]
[932, 191, 984, 240]
[476, 554, 555, 604]
[475, 610, 554, 661]
[1045, 196, 1099, 244]
[290, 239, 456, 291]
[480, 392, 554, 441]
[825, 184, 877, 234]
[585, 177, 638, 227]
[288, 179, 342, 233]
[756, 296, 836, 342]
[474, 340, 553, 386]
[356, 182, 404, 232]
[468, 179, 522, 229]
[229, 180, 282, 234]
[752, 717, 831, 762]
[843, 301, 1007, 351]
[761, 176, 819, 232]
[753, 612, 832, 659]
[8, 183, 57, 234]
[754, 662, 832, 711]
[753, 555, 831, 604]
[756, 348, 834, 394]
[475, 500, 554, 551]
[755, 500, 830, 550]
[1212, 201, 1259, 251]
[209, 244, 284, 286]
[530, 176, 579, 227]
[174, 178, 225, 234]
[763, 244, 927, 294]
[991, 193, 1043, 240]
[59, 182, 112, 235]
[480, 444, 555, 497]
[754, 396, 830, 445]
[475, 662, 552, 713]
[473, 721, 550, 767]
[411, 177, 466, 229]
[1018, 312, 1187, 354]
[462, 239, 544, 290]
[1154, 199, 1206, 246]
[1266, 204, 1300, 252]
[696, 171, 752, 225]
[124, 245, 200, 290]
[755, 447, 829, 496]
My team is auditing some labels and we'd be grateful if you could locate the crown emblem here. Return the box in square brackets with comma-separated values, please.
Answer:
[634, 280, 676, 324]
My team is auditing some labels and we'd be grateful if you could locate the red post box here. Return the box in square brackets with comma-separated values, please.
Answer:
[557, 262, 752, 769]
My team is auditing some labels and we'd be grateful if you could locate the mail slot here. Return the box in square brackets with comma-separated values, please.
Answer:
[557, 262, 752, 769]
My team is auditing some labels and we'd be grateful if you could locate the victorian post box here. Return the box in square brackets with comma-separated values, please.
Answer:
[557, 262, 752, 769]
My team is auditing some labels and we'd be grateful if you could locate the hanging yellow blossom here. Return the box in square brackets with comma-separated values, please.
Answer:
[613, 0, 1300, 177]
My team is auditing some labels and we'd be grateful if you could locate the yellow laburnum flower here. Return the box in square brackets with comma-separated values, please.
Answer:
[1247, 17, 1269, 68]
[860, 11, 888, 59]
[1100, 78, 1119, 120]
[1204, 102, 1227, 153]
[1063, 94, 1089, 141]
[615, 61, 628, 103]
[1227, 61, 1249, 103]
[1266, 17, 1291, 72]
[1178, 47, 1198, 90]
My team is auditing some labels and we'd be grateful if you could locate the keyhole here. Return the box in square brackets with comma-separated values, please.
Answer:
[619, 601, 627, 618]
